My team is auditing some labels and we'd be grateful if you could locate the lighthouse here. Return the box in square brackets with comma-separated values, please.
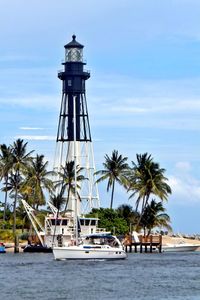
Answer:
[55, 35, 100, 215]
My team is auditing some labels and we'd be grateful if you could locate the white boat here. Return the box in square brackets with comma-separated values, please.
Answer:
[162, 243, 200, 252]
[53, 233, 127, 260]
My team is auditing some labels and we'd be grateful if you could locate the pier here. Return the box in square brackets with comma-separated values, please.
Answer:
[124, 234, 162, 253]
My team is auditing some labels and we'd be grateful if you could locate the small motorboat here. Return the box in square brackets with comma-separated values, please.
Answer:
[0, 242, 6, 253]
[162, 242, 200, 252]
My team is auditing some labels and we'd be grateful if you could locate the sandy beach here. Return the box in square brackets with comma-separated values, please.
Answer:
[4, 242, 26, 253]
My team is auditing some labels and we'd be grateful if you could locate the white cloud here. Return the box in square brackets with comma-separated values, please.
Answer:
[87, 75, 200, 131]
[0, 95, 60, 109]
[169, 175, 200, 204]
[0, 55, 43, 62]
[168, 162, 200, 204]
[20, 127, 45, 130]
[111, 97, 200, 115]
[15, 135, 56, 141]
[175, 162, 192, 172]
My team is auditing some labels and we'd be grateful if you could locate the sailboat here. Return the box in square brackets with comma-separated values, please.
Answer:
[53, 233, 127, 260]
[52, 96, 127, 260]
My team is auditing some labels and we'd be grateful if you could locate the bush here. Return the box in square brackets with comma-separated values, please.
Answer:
[19, 231, 29, 241]
[0, 229, 14, 241]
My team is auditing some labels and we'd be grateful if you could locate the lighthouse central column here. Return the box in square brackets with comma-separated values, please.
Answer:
[54, 35, 100, 215]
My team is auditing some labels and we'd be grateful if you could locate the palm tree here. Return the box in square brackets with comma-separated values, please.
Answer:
[56, 161, 86, 212]
[4, 172, 22, 235]
[16, 201, 30, 233]
[49, 190, 66, 211]
[116, 204, 140, 230]
[140, 199, 172, 236]
[10, 139, 34, 252]
[21, 154, 54, 209]
[128, 153, 153, 212]
[128, 153, 171, 216]
[95, 150, 129, 209]
[0, 144, 14, 225]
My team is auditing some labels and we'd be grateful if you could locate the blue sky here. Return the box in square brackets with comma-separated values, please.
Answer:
[1, 0, 200, 233]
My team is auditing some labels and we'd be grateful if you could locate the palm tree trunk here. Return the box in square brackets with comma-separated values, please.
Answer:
[143, 226, 146, 237]
[136, 195, 146, 230]
[64, 187, 70, 213]
[147, 228, 152, 236]
[143, 193, 150, 211]
[141, 194, 146, 214]
[110, 180, 115, 209]
[135, 197, 140, 212]
[3, 176, 8, 226]
[13, 189, 19, 253]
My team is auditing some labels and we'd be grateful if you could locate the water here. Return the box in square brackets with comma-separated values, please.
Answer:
[1, 252, 200, 300]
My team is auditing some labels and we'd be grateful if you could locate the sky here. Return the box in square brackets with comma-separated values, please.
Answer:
[0, 0, 200, 233]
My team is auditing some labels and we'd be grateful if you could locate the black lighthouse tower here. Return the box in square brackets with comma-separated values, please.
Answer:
[57, 35, 91, 143]
[55, 35, 99, 214]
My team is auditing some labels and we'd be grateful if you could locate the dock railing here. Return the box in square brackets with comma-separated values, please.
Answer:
[123, 233, 162, 253]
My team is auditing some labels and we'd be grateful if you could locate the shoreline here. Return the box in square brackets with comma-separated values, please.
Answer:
[2, 236, 200, 253]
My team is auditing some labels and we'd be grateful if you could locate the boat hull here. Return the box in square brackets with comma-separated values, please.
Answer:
[53, 246, 127, 260]
[162, 244, 200, 252]
[23, 245, 52, 253]
[0, 246, 6, 253]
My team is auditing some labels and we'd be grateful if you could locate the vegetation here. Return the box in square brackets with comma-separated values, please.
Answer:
[140, 199, 172, 236]
[55, 161, 86, 213]
[21, 154, 54, 209]
[95, 150, 129, 209]
[0, 140, 172, 246]
[127, 153, 172, 229]
[116, 204, 140, 230]
[0, 144, 14, 224]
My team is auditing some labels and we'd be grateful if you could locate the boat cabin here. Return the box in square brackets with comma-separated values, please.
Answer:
[83, 234, 121, 248]
[44, 214, 104, 247]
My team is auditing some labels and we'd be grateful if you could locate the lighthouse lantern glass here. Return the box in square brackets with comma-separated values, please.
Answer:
[66, 48, 83, 62]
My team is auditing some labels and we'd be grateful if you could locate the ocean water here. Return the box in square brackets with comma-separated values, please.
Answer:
[1, 252, 200, 300]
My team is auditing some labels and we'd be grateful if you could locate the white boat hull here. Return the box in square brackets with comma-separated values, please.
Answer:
[162, 244, 200, 252]
[53, 245, 127, 260]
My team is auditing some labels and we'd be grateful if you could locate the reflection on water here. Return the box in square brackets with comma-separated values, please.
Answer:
[1, 252, 200, 300]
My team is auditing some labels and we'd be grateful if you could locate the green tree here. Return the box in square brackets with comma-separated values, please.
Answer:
[87, 208, 129, 235]
[22, 154, 54, 209]
[140, 199, 172, 236]
[128, 153, 171, 227]
[56, 161, 86, 212]
[49, 190, 66, 212]
[116, 204, 140, 231]
[0, 201, 13, 229]
[10, 139, 33, 252]
[4, 172, 22, 235]
[128, 153, 153, 212]
[15, 201, 30, 233]
[95, 150, 129, 209]
[0, 144, 14, 224]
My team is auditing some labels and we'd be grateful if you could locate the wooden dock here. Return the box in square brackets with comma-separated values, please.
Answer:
[124, 234, 162, 253]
